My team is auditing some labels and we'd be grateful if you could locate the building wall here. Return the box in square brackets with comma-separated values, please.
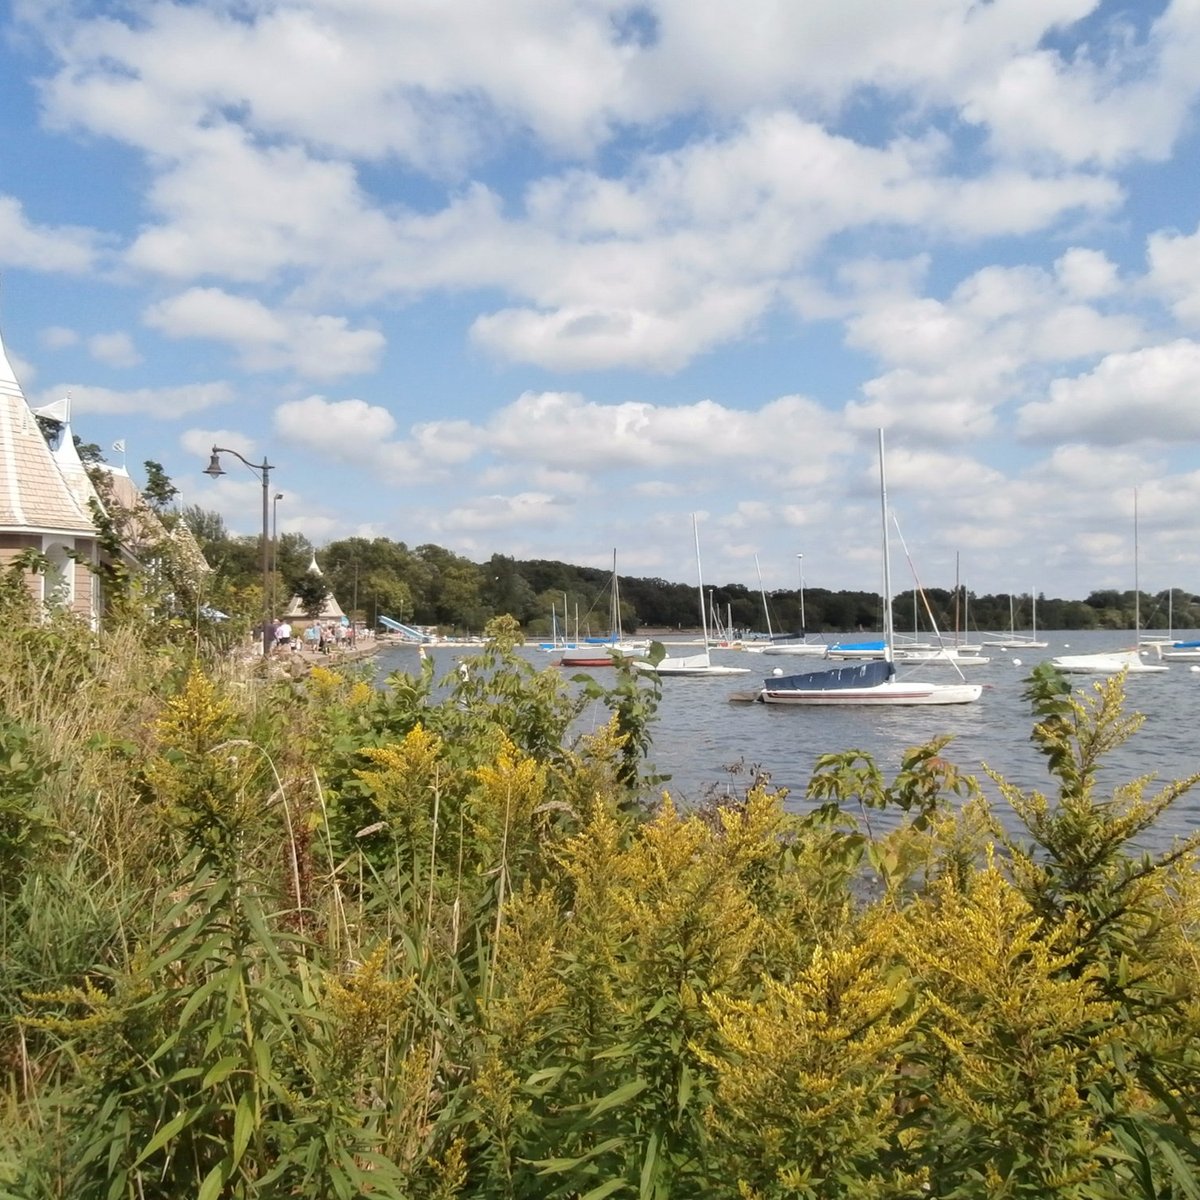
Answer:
[0, 534, 100, 626]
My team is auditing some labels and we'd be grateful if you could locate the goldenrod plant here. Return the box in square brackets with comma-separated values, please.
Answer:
[3, 594, 1200, 1198]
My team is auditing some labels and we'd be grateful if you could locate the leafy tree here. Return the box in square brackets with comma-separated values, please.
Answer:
[141, 460, 179, 511]
[73, 435, 103, 464]
[289, 571, 330, 619]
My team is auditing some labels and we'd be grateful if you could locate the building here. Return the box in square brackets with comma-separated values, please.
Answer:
[0, 327, 103, 624]
[283, 553, 347, 630]
[0, 323, 207, 625]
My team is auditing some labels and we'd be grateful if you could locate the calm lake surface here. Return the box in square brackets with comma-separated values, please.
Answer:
[375, 630, 1200, 851]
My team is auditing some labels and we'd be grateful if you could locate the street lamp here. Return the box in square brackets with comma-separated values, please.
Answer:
[204, 445, 276, 656]
[797, 553, 806, 632]
[272, 493, 283, 614]
[333, 559, 360, 632]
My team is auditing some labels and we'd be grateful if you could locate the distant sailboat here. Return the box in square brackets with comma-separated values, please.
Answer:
[760, 552, 828, 656]
[637, 516, 750, 677]
[760, 432, 982, 706]
[984, 591, 1048, 650]
[559, 551, 648, 667]
[1051, 489, 1166, 675]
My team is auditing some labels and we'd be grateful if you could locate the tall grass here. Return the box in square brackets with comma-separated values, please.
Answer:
[3, 598, 1200, 1198]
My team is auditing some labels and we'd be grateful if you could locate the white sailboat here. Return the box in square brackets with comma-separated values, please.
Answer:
[1051, 490, 1166, 675]
[889, 552, 988, 664]
[760, 552, 828, 656]
[637, 516, 750, 678]
[559, 551, 648, 667]
[983, 591, 1048, 650]
[1154, 589, 1200, 660]
[760, 432, 982, 706]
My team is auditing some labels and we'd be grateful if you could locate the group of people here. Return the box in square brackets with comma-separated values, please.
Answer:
[269, 617, 372, 655]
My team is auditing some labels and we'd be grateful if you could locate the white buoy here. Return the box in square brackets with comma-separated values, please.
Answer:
[1191, 665, 1200, 674]
[1012, 658, 1022, 667]
[772, 667, 784, 676]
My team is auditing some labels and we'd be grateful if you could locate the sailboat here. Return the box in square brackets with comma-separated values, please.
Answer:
[1152, 589, 1200, 660]
[983, 591, 1048, 650]
[637, 516, 750, 678]
[889, 552, 988, 665]
[759, 431, 982, 706]
[761, 552, 828, 655]
[539, 594, 581, 652]
[1051, 489, 1166, 675]
[559, 552, 648, 668]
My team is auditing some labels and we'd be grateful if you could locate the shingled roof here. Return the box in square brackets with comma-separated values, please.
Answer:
[0, 328, 98, 537]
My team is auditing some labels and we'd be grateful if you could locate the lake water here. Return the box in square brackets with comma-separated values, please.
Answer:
[374, 630, 1200, 851]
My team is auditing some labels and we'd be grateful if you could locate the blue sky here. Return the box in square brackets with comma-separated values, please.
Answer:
[3, 0, 1200, 601]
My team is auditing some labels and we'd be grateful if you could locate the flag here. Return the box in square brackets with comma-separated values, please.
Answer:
[112, 439, 126, 453]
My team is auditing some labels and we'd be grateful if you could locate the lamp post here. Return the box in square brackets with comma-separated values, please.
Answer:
[272, 492, 283, 614]
[797, 553, 806, 632]
[204, 446, 275, 656]
[333, 559, 360, 632]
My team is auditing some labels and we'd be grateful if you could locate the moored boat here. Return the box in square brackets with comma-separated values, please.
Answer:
[758, 431, 981, 708]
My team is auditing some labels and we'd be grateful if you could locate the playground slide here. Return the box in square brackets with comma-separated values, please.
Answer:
[378, 615, 432, 642]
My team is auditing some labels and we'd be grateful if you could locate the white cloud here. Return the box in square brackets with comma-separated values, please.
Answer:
[20, 1, 1133, 376]
[181, 428, 258, 460]
[959, 2, 1200, 168]
[144, 288, 384, 378]
[88, 331, 142, 368]
[1145, 222, 1200, 327]
[39, 380, 234, 417]
[0, 195, 100, 273]
[40, 326, 79, 349]
[1055, 247, 1120, 299]
[1018, 340, 1200, 444]
[434, 492, 572, 534]
[480, 389, 854, 471]
[32, 0, 1190, 173]
[843, 259, 1145, 441]
[274, 394, 464, 482]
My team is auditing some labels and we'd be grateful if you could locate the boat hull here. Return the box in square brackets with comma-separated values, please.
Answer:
[641, 662, 751, 677]
[891, 649, 991, 666]
[559, 641, 649, 668]
[1051, 649, 1168, 674]
[760, 642, 829, 656]
[761, 680, 982, 705]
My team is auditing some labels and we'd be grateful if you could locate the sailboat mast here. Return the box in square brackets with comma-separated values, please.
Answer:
[755, 554, 773, 638]
[954, 552, 961, 647]
[878, 429, 894, 661]
[797, 554, 806, 631]
[1133, 489, 1140, 636]
[611, 548, 621, 643]
[694, 515, 709, 646]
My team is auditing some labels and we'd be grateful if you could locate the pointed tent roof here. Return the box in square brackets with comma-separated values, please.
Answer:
[46, 399, 109, 520]
[0, 328, 98, 537]
[284, 550, 345, 620]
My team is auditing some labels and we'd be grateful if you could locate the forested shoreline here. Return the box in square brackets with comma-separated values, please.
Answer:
[183, 509, 1200, 640]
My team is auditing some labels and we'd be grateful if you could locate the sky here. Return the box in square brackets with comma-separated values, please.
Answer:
[2, 0, 1200, 603]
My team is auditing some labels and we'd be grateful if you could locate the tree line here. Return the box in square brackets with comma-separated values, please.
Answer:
[181, 506, 1200, 637]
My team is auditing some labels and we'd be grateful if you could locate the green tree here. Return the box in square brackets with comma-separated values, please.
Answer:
[141, 460, 179, 511]
[290, 572, 330, 619]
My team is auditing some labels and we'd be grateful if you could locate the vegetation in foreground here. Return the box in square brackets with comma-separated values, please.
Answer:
[3, 571, 1200, 1198]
